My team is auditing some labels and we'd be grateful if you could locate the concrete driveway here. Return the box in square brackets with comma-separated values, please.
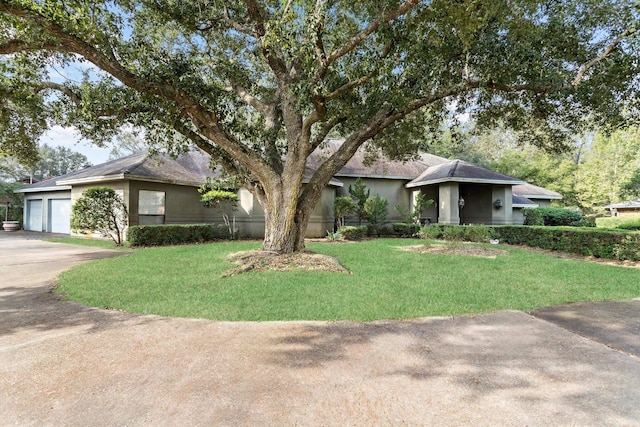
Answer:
[1, 231, 640, 426]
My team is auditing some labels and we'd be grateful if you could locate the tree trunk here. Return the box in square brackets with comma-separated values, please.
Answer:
[260, 168, 313, 253]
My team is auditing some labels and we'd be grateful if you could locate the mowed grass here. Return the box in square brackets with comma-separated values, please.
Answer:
[47, 237, 131, 250]
[56, 238, 640, 321]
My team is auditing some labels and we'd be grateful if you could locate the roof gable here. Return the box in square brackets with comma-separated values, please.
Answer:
[307, 139, 430, 179]
[407, 159, 525, 187]
[16, 150, 216, 192]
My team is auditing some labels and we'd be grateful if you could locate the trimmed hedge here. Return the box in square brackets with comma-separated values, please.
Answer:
[127, 224, 224, 247]
[491, 225, 640, 261]
[522, 208, 544, 226]
[418, 223, 640, 262]
[391, 223, 421, 237]
[419, 224, 492, 243]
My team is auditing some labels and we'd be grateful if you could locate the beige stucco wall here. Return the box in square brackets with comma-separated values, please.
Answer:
[491, 186, 513, 225]
[615, 208, 640, 216]
[512, 208, 526, 225]
[71, 181, 130, 207]
[438, 182, 462, 224]
[128, 180, 215, 226]
[532, 198, 553, 207]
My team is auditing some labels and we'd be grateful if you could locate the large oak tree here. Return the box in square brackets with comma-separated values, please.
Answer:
[1, 0, 638, 252]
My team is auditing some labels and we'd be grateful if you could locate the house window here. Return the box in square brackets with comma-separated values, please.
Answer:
[138, 190, 165, 225]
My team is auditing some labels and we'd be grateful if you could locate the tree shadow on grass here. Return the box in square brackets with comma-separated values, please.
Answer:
[0, 284, 143, 339]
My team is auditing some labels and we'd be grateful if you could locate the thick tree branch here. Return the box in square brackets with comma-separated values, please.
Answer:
[310, 116, 347, 149]
[572, 27, 638, 88]
[243, 0, 288, 81]
[325, 42, 394, 100]
[171, 120, 264, 197]
[315, 0, 420, 82]
[223, 83, 270, 115]
[32, 81, 82, 104]
[31, 81, 150, 117]
[220, 7, 253, 34]
[0, 38, 60, 54]
[311, 0, 328, 78]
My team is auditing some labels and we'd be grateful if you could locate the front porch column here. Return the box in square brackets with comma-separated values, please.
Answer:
[438, 182, 460, 224]
[491, 186, 513, 225]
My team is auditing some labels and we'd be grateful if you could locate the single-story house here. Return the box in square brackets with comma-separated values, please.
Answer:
[604, 199, 640, 216]
[15, 140, 562, 237]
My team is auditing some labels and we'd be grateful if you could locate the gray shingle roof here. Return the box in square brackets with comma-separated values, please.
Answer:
[17, 146, 346, 191]
[419, 153, 450, 167]
[512, 195, 538, 208]
[57, 150, 214, 186]
[16, 150, 216, 192]
[406, 159, 525, 187]
[604, 199, 640, 209]
[512, 183, 563, 200]
[308, 139, 430, 179]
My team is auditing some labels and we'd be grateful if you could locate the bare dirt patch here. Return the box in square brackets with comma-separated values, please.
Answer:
[398, 243, 509, 258]
[224, 250, 350, 276]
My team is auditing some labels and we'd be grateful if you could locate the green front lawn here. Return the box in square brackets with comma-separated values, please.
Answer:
[56, 238, 640, 321]
[47, 237, 132, 250]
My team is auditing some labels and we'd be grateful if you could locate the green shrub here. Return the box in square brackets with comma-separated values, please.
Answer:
[523, 208, 544, 226]
[419, 224, 444, 240]
[71, 187, 128, 245]
[418, 224, 493, 242]
[364, 194, 388, 231]
[442, 225, 466, 241]
[391, 223, 421, 237]
[127, 224, 220, 246]
[536, 207, 584, 227]
[348, 178, 370, 225]
[492, 225, 640, 261]
[617, 221, 640, 231]
[334, 196, 357, 228]
[580, 215, 597, 228]
[338, 225, 367, 240]
[463, 225, 493, 242]
[377, 224, 394, 236]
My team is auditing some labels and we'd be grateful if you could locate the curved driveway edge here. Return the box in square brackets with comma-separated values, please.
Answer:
[1, 232, 640, 426]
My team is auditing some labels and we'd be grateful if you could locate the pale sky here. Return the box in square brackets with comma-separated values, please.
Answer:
[40, 125, 112, 166]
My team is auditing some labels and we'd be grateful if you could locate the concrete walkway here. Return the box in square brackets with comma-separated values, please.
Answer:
[1, 231, 640, 426]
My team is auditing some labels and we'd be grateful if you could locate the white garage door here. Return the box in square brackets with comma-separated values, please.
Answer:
[49, 199, 71, 234]
[26, 199, 43, 232]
